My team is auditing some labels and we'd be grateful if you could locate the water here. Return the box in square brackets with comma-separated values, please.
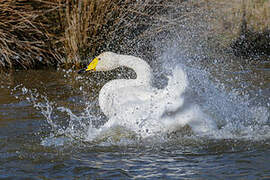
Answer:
[0, 46, 269, 179]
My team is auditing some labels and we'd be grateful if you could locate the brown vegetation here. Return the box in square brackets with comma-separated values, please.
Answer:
[57, 0, 165, 66]
[208, 0, 270, 48]
[0, 0, 62, 69]
[0, 0, 268, 70]
[58, 0, 188, 67]
[0, 0, 182, 69]
[229, 0, 270, 58]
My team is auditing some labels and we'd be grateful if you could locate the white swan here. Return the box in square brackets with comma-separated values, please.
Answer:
[83, 52, 216, 140]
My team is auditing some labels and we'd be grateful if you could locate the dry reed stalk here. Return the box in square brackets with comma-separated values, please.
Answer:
[58, 0, 122, 66]
[0, 0, 205, 69]
[0, 0, 62, 69]
[57, 0, 131, 66]
[207, 0, 270, 47]
[57, 0, 185, 66]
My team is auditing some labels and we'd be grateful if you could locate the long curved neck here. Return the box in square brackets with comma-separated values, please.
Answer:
[117, 54, 152, 85]
[99, 54, 152, 117]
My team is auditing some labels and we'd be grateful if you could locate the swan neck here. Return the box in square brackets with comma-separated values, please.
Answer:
[118, 55, 151, 84]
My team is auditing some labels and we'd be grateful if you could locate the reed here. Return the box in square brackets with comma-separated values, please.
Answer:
[0, 0, 180, 69]
[57, 0, 174, 67]
[57, 0, 124, 66]
[215, 0, 270, 57]
[4, 0, 267, 69]
[208, 0, 270, 47]
[0, 0, 62, 69]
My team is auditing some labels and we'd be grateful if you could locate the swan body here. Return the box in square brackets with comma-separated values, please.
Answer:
[85, 52, 216, 139]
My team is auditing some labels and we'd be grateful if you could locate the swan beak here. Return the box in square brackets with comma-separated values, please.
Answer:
[85, 57, 99, 72]
[78, 57, 98, 74]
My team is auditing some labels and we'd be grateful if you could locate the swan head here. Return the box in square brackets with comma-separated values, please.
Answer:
[85, 52, 119, 72]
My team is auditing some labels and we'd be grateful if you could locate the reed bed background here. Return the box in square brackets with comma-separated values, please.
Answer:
[0, 0, 61, 69]
[0, 0, 269, 70]
[0, 0, 182, 69]
[208, 0, 270, 57]
[58, 0, 168, 66]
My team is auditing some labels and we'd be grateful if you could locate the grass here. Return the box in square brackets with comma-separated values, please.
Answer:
[57, 0, 182, 66]
[208, 0, 270, 47]
[0, 0, 62, 69]
[0, 0, 183, 70]
[0, 0, 269, 70]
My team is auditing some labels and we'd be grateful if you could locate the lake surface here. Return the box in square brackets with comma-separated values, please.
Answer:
[0, 53, 269, 179]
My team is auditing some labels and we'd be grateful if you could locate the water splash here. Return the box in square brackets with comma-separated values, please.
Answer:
[18, 86, 98, 145]
[12, 48, 269, 146]
[158, 41, 270, 140]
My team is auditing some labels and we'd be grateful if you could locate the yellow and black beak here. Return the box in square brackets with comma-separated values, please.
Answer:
[85, 57, 98, 71]
[78, 57, 99, 74]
